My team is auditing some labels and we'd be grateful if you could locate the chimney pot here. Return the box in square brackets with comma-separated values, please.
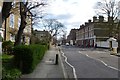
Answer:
[99, 16, 104, 22]
[93, 16, 97, 22]
[88, 19, 92, 23]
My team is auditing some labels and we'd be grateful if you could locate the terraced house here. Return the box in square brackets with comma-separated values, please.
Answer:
[76, 16, 119, 48]
[31, 30, 51, 44]
[1, 2, 32, 45]
[67, 29, 78, 45]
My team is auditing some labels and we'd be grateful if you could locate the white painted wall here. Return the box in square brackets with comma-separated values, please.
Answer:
[96, 41, 109, 48]
[96, 41, 118, 48]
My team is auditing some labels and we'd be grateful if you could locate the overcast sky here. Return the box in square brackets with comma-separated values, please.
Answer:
[1, 0, 119, 35]
[43, 0, 100, 35]
[0, 0, 99, 35]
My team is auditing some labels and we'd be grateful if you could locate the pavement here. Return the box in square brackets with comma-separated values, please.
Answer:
[20, 46, 64, 79]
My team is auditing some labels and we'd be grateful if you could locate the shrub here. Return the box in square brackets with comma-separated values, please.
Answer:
[2, 67, 21, 80]
[13, 45, 32, 73]
[2, 41, 14, 54]
[2, 54, 14, 69]
[2, 54, 21, 80]
[13, 44, 48, 74]
[33, 40, 50, 50]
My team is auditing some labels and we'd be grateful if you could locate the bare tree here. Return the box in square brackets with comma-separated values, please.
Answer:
[42, 19, 66, 38]
[95, 0, 120, 50]
[14, 1, 47, 46]
[95, 0, 120, 19]
[95, 0, 120, 35]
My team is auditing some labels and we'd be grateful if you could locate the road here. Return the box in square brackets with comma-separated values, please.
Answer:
[60, 45, 120, 79]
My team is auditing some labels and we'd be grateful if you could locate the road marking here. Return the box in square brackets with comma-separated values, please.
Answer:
[110, 55, 114, 56]
[98, 59, 120, 71]
[86, 54, 89, 57]
[57, 49, 68, 79]
[108, 66, 118, 71]
[78, 51, 120, 71]
[99, 60, 107, 66]
[61, 51, 78, 80]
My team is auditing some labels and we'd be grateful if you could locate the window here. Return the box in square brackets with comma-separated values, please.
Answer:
[10, 14, 14, 28]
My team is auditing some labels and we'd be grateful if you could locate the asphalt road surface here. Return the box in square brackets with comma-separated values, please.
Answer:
[60, 45, 119, 79]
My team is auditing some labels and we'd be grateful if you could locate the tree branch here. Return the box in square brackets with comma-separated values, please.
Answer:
[28, 2, 46, 11]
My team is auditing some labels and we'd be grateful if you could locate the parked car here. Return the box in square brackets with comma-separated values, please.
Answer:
[66, 43, 69, 46]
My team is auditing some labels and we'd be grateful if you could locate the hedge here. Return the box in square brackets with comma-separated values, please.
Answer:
[13, 44, 48, 74]
[2, 41, 14, 54]
[2, 67, 21, 80]
[2, 54, 14, 69]
[2, 54, 21, 80]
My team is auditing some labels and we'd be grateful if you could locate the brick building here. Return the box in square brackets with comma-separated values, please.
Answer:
[32, 30, 51, 44]
[76, 16, 119, 48]
[67, 29, 78, 45]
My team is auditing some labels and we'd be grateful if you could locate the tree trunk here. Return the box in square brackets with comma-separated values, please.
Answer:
[14, 16, 26, 46]
[14, 26, 25, 46]
[14, 2, 26, 46]
[2, 2, 12, 24]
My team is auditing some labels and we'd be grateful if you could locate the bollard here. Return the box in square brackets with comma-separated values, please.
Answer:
[55, 54, 58, 65]
[111, 47, 117, 55]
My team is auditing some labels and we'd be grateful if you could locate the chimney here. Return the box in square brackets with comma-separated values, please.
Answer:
[88, 19, 92, 23]
[85, 22, 88, 26]
[93, 16, 97, 22]
[108, 17, 113, 22]
[80, 25, 82, 28]
[99, 16, 104, 22]
[81, 24, 84, 28]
